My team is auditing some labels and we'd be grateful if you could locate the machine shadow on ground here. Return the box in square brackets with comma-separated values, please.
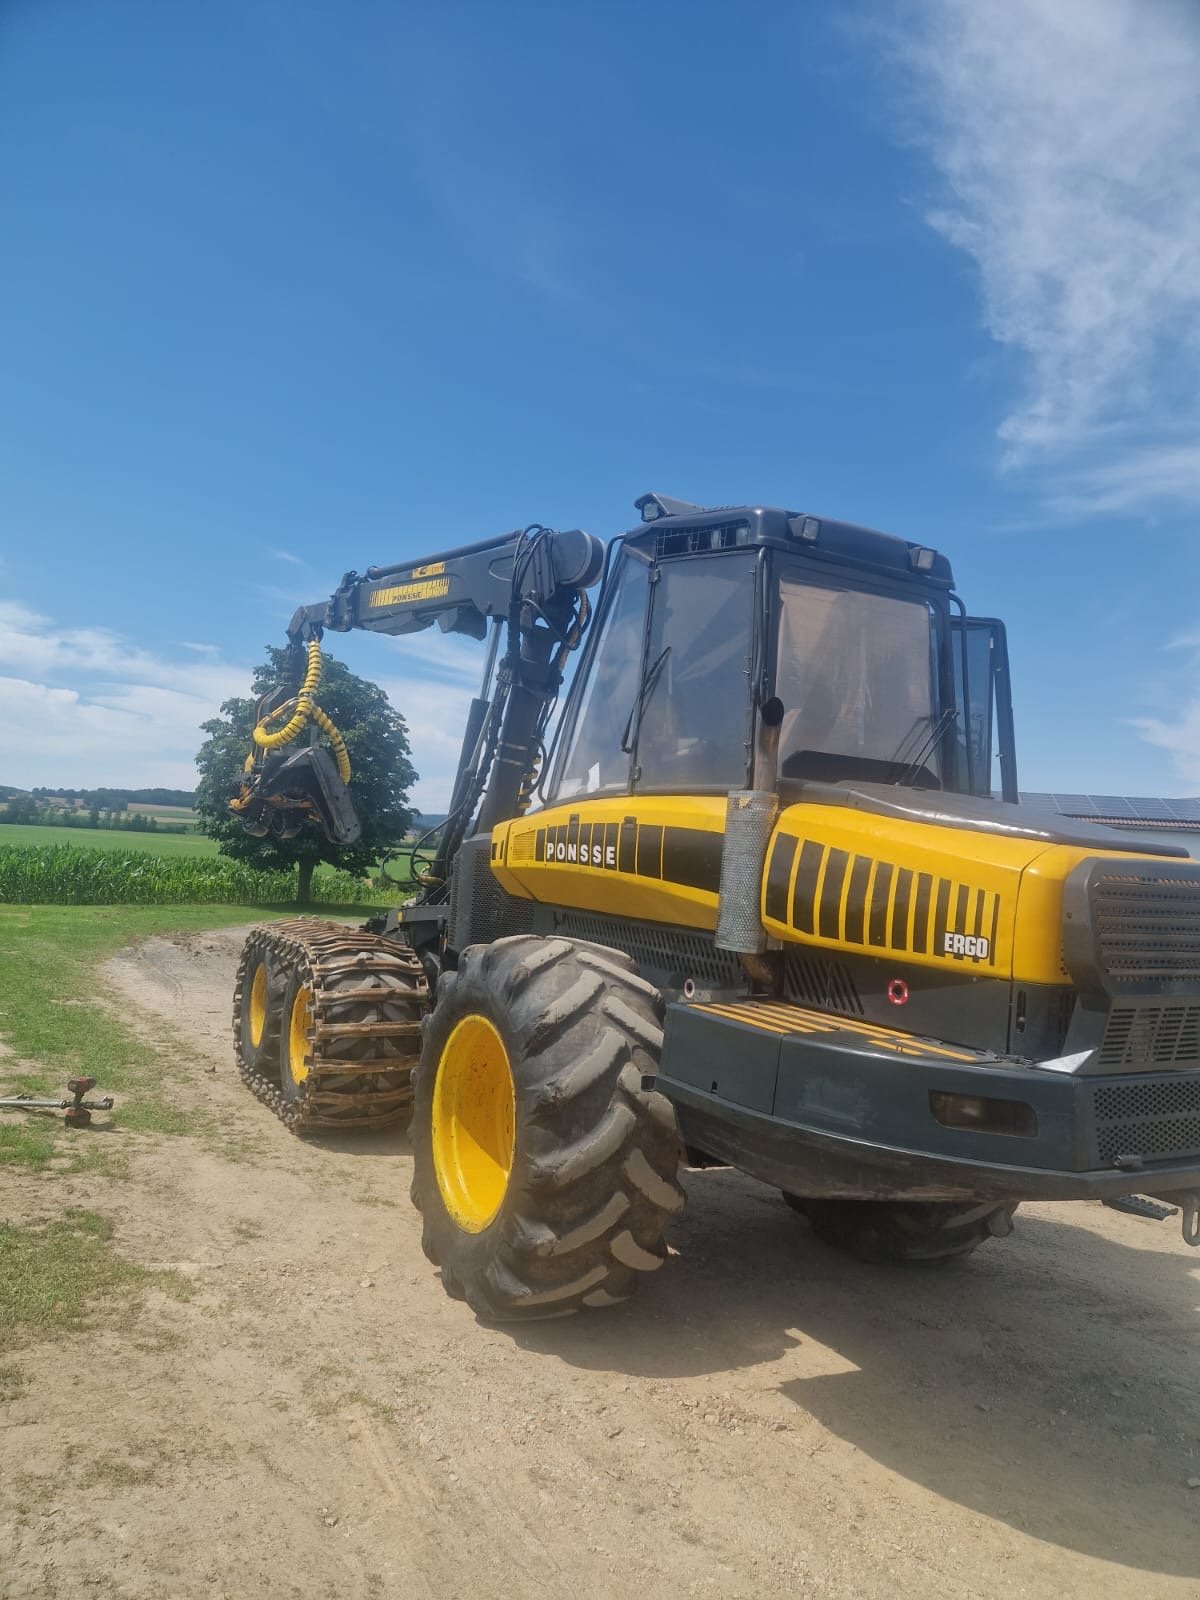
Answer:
[512, 1166, 1200, 1577]
[311, 1123, 413, 1158]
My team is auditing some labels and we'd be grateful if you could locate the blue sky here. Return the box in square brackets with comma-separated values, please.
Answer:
[1, 0, 1197, 812]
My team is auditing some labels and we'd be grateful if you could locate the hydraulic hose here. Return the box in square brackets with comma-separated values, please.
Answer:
[247, 637, 352, 783]
[252, 639, 323, 751]
[311, 703, 352, 784]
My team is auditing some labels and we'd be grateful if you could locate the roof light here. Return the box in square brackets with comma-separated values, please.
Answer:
[635, 491, 706, 523]
[909, 545, 936, 571]
[787, 515, 820, 543]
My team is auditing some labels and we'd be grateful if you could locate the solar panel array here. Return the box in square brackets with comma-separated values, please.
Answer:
[1019, 793, 1200, 825]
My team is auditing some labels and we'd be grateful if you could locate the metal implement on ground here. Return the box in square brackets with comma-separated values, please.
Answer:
[228, 491, 1200, 1323]
[0, 1077, 114, 1127]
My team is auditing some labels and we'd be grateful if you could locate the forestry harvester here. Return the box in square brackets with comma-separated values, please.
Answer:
[230, 493, 1200, 1319]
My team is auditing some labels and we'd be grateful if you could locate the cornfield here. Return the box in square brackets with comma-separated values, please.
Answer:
[0, 843, 387, 906]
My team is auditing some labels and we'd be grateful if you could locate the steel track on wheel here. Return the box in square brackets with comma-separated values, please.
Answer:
[233, 917, 429, 1134]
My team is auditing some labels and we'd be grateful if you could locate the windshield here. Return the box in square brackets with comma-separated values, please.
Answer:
[634, 554, 753, 790]
[775, 576, 944, 787]
[553, 549, 650, 799]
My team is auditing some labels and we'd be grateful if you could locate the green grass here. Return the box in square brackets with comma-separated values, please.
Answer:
[0, 904, 305, 1171]
[0, 1208, 189, 1350]
[126, 805, 199, 823]
[0, 823, 217, 856]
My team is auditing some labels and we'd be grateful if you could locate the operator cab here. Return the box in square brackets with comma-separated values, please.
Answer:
[547, 495, 1017, 807]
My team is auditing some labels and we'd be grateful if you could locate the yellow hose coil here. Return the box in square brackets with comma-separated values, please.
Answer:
[311, 704, 352, 784]
[252, 639, 323, 751]
[247, 638, 352, 784]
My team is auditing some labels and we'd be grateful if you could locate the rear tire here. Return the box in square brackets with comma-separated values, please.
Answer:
[411, 935, 685, 1321]
[279, 972, 314, 1105]
[234, 932, 286, 1083]
[784, 1195, 1018, 1263]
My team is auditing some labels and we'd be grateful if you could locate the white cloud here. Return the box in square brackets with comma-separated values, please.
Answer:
[268, 548, 306, 567]
[0, 676, 208, 791]
[0, 602, 247, 707]
[0, 604, 252, 791]
[374, 630, 488, 814]
[1133, 705, 1200, 787]
[1131, 632, 1200, 789]
[894, 0, 1200, 507]
[0, 600, 468, 813]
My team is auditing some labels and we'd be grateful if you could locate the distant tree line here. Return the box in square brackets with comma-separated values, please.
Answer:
[0, 796, 190, 833]
[26, 786, 195, 811]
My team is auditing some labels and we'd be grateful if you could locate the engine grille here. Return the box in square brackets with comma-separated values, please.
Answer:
[1090, 1074, 1200, 1165]
[1099, 1003, 1200, 1070]
[448, 837, 534, 950]
[1092, 868, 1200, 985]
[782, 952, 864, 1016]
[547, 909, 742, 990]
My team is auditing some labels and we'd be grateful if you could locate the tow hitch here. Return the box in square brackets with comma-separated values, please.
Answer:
[1105, 1191, 1200, 1246]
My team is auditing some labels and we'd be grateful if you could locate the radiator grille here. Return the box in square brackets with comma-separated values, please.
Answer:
[1099, 1003, 1200, 1069]
[449, 839, 535, 949]
[782, 952, 864, 1016]
[547, 910, 742, 989]
[1091, 1074, 1200, 1165]
[1092, 870, 1200, 984]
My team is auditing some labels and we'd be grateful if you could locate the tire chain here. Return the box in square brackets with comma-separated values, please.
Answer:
[232, 917, 429, 1135]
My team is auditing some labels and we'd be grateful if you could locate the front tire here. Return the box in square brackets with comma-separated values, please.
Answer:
[411, 935, 685, 1320]
[784, 1195, 1018, 1263]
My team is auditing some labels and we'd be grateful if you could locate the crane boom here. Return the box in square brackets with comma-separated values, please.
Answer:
[231, 524, 604, 882]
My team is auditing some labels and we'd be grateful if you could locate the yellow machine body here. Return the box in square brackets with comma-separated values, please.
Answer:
[492, 796, 1159, 986]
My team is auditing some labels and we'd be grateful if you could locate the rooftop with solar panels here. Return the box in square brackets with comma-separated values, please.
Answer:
[1018, 793, 1200, 830]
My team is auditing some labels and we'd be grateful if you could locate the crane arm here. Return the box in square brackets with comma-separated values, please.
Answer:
[231, 524, 604, 873]
[285, 525, 598, 645]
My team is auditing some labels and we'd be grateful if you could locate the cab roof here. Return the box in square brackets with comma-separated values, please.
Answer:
[624, 492, 955, 589]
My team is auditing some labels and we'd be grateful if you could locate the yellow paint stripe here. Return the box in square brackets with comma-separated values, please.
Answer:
[699, 1003, 832, 1037]
[699, 1004, 792, 1034]
[731, 1003, 837, 1028]
[692, 1000, 980, 1062]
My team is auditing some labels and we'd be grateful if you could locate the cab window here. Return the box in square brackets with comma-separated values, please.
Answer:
[633, 554, 754, 791]
[552, 550, 649, 799]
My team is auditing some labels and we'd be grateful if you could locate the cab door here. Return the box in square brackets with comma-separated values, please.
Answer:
[951, 616, 1018, 802]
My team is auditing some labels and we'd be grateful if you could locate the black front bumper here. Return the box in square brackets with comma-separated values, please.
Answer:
[658, 1000, 1200, 1204]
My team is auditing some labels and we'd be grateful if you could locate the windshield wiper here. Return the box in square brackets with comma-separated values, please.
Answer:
[621, 646, 671, 754]
[889, 707, 958, 786]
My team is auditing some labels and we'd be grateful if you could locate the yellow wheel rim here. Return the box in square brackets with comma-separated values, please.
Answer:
[287, 984, 314, 1086]
[248, 962, 268, 1049]
[431, 1014, 515, 1233]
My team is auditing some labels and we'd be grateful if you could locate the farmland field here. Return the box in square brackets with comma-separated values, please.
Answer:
[0, 841, 393, 905]
[0, 823, 218, 857]
[0, 826, 416, 887]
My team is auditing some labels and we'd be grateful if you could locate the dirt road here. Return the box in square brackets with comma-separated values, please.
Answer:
[3, 927, 1200, 1598]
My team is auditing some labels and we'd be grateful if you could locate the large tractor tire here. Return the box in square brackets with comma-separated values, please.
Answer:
[234, 928, 287, 1082]
[232, 918, 428, 1134]
[411, 934, 685, 1321]
[784, 1195, 1018, 1264]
